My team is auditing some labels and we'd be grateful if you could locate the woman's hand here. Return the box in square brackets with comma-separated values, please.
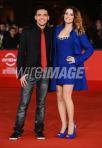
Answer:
[66, 56, 75, 64]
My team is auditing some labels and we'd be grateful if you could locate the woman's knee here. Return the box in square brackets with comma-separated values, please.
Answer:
[63, 91, 72, 102]
[57, 92, 64, 102]
[63, 94, 72, 102]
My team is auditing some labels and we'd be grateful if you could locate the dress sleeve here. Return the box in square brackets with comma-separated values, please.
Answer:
[75, 34, 94, 65]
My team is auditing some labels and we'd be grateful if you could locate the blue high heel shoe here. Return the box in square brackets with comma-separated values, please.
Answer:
[66, 124, 76, 139]
[57, 128, 68, 138]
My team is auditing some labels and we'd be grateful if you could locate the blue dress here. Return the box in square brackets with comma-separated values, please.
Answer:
[50, 25, 94, 91]
[56, 32, 77, 85]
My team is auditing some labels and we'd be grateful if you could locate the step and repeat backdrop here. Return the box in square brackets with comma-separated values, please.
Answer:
[0, 50, 17, 77]
[0, 50, 102, 87]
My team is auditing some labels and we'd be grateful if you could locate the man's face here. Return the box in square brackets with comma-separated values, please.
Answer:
[0, 24, 6, 31]
[35, 9, 49, 27]
[10, 29, 16, 37]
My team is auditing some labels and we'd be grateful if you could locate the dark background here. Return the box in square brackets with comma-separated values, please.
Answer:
[0, 0, 102, 25]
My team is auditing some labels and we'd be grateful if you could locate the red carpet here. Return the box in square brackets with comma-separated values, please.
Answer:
[0, 82, 102, 148]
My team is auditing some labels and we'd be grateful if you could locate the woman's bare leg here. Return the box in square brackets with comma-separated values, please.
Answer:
[63, 85, 75, 134]
[56, 85, 67, 133]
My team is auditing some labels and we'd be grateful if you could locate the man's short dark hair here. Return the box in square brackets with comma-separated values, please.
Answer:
[9, 27, 16, 31]
[34, 5, 49, 15]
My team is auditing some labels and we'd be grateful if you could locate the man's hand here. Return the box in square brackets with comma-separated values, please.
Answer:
[20, 74, 28, 87]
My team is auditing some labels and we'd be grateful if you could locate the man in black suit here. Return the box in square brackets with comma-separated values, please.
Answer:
[9, 6, 53, 140]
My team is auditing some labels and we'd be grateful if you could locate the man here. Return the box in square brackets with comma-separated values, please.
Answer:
[9, 6, 52, 140]
[3, 27, 19, 49]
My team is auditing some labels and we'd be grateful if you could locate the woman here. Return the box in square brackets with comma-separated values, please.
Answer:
[50, 6, 94, 139]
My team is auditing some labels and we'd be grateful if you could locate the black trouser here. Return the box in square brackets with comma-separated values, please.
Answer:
[14, 75, 49, 134]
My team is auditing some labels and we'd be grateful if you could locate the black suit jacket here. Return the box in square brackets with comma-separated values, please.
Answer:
[17, 24, 53, 78]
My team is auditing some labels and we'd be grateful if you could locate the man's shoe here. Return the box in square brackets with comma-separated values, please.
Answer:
[9, 132, 22, 140]
[35, 131, 46, 140]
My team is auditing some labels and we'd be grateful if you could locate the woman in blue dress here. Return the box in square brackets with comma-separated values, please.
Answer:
[50, 6, 94, 139]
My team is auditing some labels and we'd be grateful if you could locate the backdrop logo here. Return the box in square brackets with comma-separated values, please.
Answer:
[2, 53, 17, 67]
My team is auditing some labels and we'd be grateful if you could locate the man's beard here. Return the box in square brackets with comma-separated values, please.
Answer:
[38, 22, 46, 27]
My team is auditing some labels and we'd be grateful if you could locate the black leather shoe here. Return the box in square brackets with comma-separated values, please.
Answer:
[35, 131, 45, 140]
[9, 132, 22, 140]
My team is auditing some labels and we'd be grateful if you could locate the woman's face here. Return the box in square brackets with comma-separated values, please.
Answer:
[64, 8, 74, 24]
